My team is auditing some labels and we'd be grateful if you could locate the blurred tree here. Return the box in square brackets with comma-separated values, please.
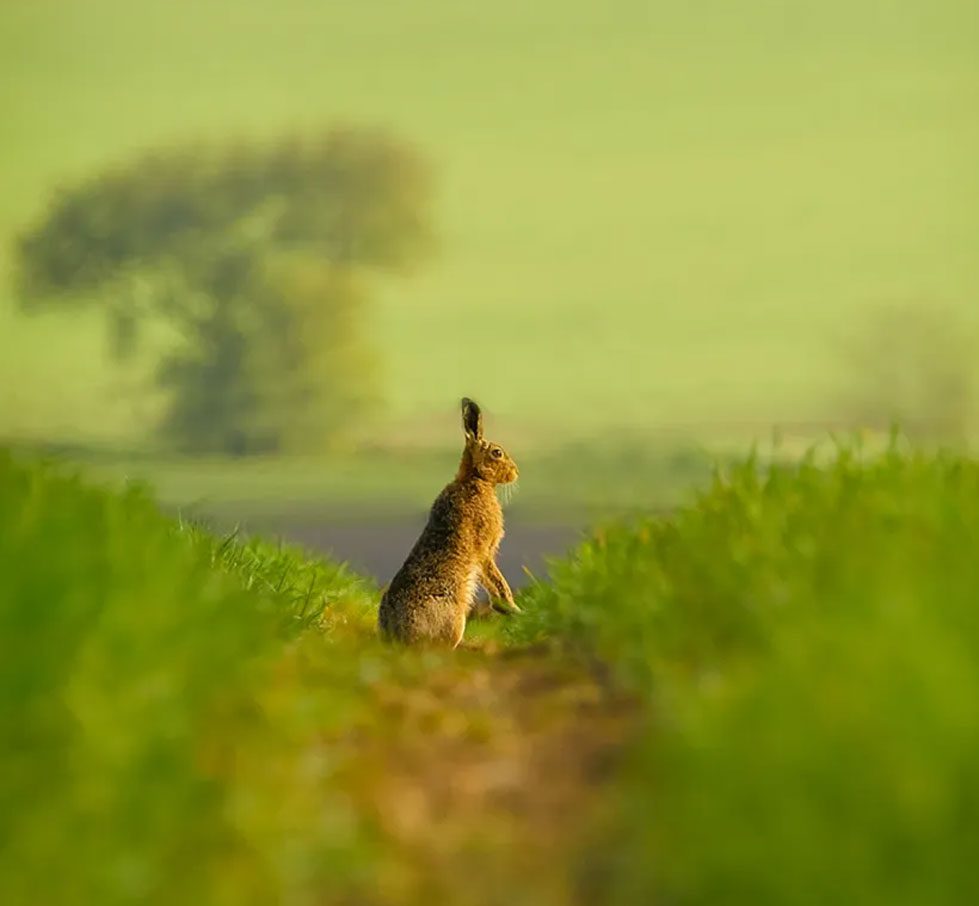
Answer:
[841, 302, 977, 442]
[16, 128, 433, 453]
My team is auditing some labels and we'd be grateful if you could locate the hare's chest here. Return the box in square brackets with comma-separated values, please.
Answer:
[473, 500, 504, 546]
[462, 564, 480, 607]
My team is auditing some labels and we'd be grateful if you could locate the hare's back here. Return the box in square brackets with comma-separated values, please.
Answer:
[377, 487, 476, 640]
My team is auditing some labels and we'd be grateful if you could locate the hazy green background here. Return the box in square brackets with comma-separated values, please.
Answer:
[3, 9, 979, 900]
[3, 0, 976, 452]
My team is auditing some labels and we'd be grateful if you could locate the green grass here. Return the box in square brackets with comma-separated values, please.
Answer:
[508, 442, 979, 904]
[0, 450, 393, 905]
[2, 0, 977, 444]
[5, 440, 979, 903]
[0, 448, 568, 906]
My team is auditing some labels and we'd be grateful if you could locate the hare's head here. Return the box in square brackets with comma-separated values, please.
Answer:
[458, 398, 518, 485]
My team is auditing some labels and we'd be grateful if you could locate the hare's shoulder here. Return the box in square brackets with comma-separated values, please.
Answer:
[425, 481, 497, 536]
[425, 483, 468, 533]
[430, 480, 502, 538]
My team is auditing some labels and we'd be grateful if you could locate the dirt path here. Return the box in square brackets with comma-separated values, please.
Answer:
[338, 647, 638, 906]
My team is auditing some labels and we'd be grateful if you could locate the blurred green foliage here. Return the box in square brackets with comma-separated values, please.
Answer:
[842, 303, 979, 442]
[15, 129, 433, 454]
[509, 443, 979, 904]
[0, 451, 388, 905]
[6, 439, 979, 904]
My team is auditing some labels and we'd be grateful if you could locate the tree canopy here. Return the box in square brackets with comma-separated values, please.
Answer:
[17, 128, 433, 453]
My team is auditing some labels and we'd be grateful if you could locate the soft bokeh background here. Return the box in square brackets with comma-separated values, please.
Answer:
[2, 0, 977, 569]
[3, 7, 979, 905]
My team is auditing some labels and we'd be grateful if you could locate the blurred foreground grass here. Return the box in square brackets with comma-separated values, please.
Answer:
[510, 442, 979, 904]
[0, 449, 384, 905]
[0, 450, 623, 906]
[3, 442, 977, 904]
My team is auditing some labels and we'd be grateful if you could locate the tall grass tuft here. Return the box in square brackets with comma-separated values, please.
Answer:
[0, 451, 380, 906]
[510, 443, 979, 905]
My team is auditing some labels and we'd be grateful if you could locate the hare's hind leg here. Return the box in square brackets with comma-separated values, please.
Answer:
[405, 594, 464, 646]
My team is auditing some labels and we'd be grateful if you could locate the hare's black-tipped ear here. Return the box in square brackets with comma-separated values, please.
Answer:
[461, 397, 483, 441]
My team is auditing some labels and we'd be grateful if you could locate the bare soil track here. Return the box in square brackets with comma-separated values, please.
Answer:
[339, 648, 638, 906]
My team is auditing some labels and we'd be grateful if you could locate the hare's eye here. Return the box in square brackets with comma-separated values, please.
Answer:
[491, 448, 503, 459]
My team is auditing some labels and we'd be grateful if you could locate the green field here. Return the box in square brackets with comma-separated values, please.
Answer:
[4, 8, 977, 896]
[2, 0, 977, 445]
[19, 436, 712, 520]
[3, 442, 978, 904]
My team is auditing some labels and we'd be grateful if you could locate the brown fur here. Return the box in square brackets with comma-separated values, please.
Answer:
[378, 398, 520, 647]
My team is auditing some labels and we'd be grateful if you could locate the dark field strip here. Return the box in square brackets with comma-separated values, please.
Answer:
[235, 515, 582, 590]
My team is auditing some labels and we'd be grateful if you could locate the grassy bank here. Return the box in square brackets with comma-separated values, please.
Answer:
[0, 450, 622, 905]
[509, 443, 979, 904]
[5, 442, 978, 904]
[0, 450, 390, 905]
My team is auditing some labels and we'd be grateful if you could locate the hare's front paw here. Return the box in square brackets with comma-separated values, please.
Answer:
[491, 595, 521, 616]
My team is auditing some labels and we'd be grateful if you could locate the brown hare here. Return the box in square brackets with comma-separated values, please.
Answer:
[378, 398, 520, 647]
